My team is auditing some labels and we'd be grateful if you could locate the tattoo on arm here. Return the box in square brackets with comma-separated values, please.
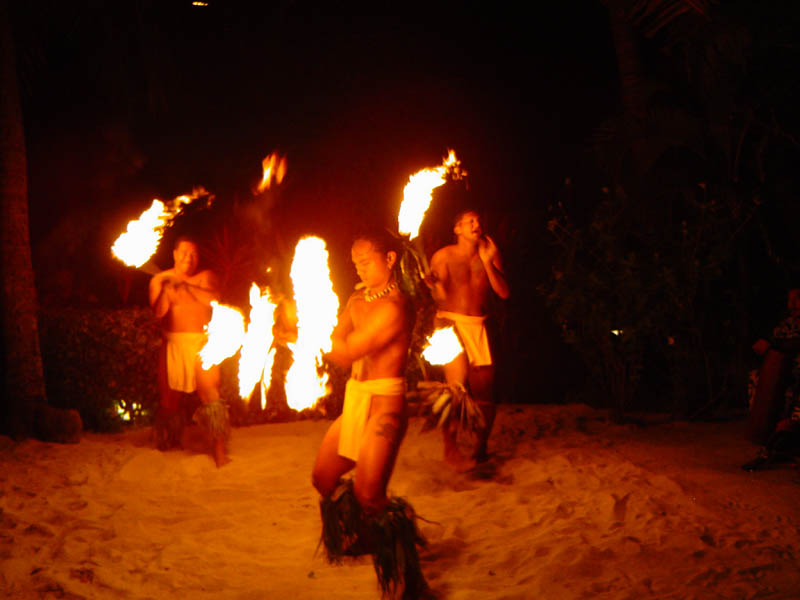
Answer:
[374, 412, 403, 443]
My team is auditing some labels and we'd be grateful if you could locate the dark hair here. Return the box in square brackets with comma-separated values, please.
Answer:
[173, 235, 199, 250]
[352, 228, 400, 257]
[452, 208, 480, 227]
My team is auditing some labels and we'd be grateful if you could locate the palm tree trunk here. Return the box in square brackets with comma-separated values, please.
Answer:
[0, 0, 48, 416]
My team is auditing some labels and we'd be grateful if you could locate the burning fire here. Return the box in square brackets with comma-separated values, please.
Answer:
[199, 301, 246, 370]
[284, 237, 339, 411]
[238, 283, 278, 408]
[397, 150, 464, 240]
[111, 187, 209, 268]
[257, 152, 287, 193]
[422, 326, 464, 365]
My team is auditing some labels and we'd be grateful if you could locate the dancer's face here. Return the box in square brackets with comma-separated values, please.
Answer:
[454, 211, 482, 242]
[351, 239, 395, 291]
[173, 241, 199, 276]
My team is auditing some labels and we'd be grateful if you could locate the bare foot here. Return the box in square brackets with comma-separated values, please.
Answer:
[215, 455, 232, 468]
[214, 439, 231, 468]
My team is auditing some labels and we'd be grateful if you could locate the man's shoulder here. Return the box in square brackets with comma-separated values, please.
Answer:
[192, 269, 217, 282]
[431, 244, 458, 262]
[346, 288, 365, 306]
[372, 293, 408, 319]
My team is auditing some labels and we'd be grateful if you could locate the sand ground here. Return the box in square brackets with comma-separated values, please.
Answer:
[1, 403, 799, 600]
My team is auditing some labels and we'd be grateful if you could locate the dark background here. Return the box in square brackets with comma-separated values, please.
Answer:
[12, 1, 621, 403]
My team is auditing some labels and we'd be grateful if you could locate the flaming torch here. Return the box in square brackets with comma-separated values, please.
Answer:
[398, 149, 464, 241]
[111, 187, 210, 272]
[421, 326, 464, 366]
[257, 152, 287, 193]
[284, 237, 339, 411]
[238, 283, 278, 409]
[199, 301, 246, 370]
[396, 150, 465, 277]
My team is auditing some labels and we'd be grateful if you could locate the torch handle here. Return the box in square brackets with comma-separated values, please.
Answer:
[137, 262, 160, 276]
[411, 237, 430, 278]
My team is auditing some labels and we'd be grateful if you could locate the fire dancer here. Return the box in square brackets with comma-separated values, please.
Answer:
[312, 231, 428, 599]
[426, 209, 509, 471]
[149, 236, 230, 467]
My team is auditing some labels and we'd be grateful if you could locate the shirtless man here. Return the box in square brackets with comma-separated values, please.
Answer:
[149, 236, 229, 467]
[427, 209, 510, 470]
[312, 232, 427, 598]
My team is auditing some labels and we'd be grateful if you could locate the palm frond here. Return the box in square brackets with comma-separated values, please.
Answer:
[414, 381, 485, 434]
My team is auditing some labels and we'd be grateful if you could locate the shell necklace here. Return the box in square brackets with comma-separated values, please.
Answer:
[363, 281, 397, 302]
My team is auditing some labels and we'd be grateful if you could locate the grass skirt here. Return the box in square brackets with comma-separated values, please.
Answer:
[319, 479, 429, 599]
[193, 401, 230, 441]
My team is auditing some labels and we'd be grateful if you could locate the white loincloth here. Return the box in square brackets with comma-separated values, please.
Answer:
[164, 332, 207, 393]
[338, 376, 406, 461]
[436, 310, 492, 367]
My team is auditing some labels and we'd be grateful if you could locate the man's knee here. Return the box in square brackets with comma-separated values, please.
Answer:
[469, 365, 495, 397]
[312, 467, 337, 498]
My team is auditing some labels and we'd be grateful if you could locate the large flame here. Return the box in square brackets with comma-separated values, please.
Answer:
[397, 150, 464, 240]
[284, 237, 339, 411]
[111, 187, 209, 268]
[421, 326, 464, 365]
[257, 152, 287, 193]
[199, 301, 246, 370]
[238, 283, 278, 408]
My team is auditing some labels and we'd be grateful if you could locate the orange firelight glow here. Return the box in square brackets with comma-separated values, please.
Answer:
[421, 326, 464, 365]
[238, 283, 278, 408]
[199, 301, 246, 370]
[284, 237, 339, 411]
[397, 150, 464, 240]
[257, 152, 287, 193]
[111, 187, 209, 268]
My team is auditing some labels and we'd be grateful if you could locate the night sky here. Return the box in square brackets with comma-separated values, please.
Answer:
[13, 0, 622, 400]
[18, 3, 615, 262]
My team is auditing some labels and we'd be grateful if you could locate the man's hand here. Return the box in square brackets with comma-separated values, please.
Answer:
[478, 234, 499, 265]
[422, 270, 439, 289]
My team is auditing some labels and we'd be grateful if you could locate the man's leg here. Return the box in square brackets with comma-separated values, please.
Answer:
[155, 343, 184, 450]
[468, 365, 496, 462]
[355, 398, 428, 599]
[195, 361, 230, 467]
[442, 353, 475, 471]
[312, 416, 356, 497]
[313, 417, 365, 561]
[353, 396, 407, 514]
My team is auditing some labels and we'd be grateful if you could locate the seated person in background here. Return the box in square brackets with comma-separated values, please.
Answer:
[743, 287, 800, 470]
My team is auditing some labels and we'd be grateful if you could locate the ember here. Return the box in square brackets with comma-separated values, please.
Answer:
[257, 152, 287, 193]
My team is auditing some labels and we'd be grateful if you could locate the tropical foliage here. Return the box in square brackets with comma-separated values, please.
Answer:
[541, 1, 800, 417]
